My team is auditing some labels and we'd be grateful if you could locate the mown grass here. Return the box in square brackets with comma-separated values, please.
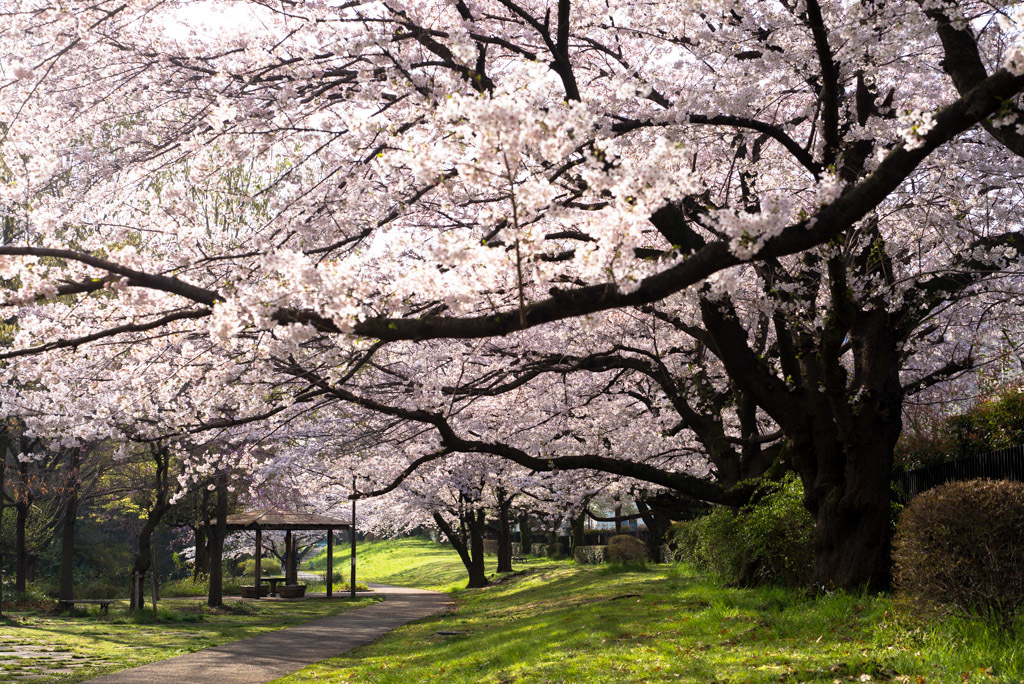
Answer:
[306, 536, 563, 592]
[278, 541, 1024, 684]
[0, 595, 379, 682]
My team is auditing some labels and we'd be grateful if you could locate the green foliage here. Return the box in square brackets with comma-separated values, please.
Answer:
[897, 383, 1024, 468]
[946, 385, 1024, 458]
[893, 478, 1024, 631]
[241, 559, 275, 577]
[605, 535, 646, 565]
[673, 473, 813, 587]
[161, 576, 244, 598]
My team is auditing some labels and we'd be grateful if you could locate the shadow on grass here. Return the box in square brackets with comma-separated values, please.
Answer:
[283, 565, 910, 684]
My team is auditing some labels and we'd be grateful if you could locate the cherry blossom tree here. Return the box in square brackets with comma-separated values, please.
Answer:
[0, 0, 1023, 590]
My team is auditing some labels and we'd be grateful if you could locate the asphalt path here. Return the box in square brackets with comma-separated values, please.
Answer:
[86, 584, 449, 684]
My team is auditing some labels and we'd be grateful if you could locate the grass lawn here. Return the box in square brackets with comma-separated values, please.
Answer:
[0, 595, 378, 682]
[306, 536, 564, 592]
[279, 539, 1024, 684]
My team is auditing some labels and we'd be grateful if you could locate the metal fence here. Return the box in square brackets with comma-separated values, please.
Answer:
[895, 445, 1024, 499]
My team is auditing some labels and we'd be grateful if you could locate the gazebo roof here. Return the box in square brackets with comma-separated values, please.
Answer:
[220, 508, 351, 531]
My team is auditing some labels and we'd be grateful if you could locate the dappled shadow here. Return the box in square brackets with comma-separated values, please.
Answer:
[288, 566, 904, 683]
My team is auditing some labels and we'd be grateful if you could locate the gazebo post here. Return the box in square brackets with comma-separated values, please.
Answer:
[254, 528, 262, 600]
[326, 529, 333, 598]
[285, 530, 293, 584]
[351, 486, 356, 599]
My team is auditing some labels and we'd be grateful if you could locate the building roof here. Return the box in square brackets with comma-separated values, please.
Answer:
[219, 508, 351, 531]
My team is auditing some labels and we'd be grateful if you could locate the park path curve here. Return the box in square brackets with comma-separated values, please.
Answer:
[87, 584, 449, 684]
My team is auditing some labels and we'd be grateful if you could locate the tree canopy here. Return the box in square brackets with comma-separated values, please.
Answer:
[1, 0, 1024, 589]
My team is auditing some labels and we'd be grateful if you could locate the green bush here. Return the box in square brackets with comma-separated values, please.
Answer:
[161, 576, 244, 597]
[673, 473, 813, 587]
[893, 478, 1024, 631]
[606, 535, 646, 564]
[945, 385, 1024, 458]
[241, 559, 275, 577]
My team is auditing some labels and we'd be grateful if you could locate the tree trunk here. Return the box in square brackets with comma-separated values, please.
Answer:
[636, 499, 671, 563]
[569, 510, 586, 556]
[614, 504, 622, 535]
[192, 524, 208, 582]
[496, 493, 512, 573]
[132, 446, 173, 610]
[59, 492, 78, 608]
[547, 525, 559, 558]
[433, 511, 488, 588]
[518, 512, 531, 556]
[468, 509, 488, 585]
[15, 500, 29, 593]
[131, 510, 169, 609]
[797, 313, 903, 592]
[208, 477, 228, 607]
[802, 416, 899, 591]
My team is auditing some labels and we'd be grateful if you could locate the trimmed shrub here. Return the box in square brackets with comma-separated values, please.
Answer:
[893, 478, 1024, 631]
[573, 545, 607, 565]
[606, 535, 646, 564]
[482, 540, 499, 555]
[241, 559, 274, 577]
[672, 473, 813, 586]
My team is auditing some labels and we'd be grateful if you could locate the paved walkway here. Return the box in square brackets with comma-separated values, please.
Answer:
[87, 584, 449, 684]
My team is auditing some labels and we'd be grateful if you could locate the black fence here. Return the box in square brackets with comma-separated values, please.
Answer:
[895, 445, 1024, 499]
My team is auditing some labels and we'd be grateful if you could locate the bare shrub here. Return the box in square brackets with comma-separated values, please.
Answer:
[893, 478, 1024, 631]
[606, 535, 646, 564]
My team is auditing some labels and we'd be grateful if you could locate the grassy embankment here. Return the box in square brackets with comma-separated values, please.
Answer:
[280, 538, 1024, 684]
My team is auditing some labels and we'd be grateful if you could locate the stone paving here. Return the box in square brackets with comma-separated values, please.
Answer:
[0, 642, 107, 681]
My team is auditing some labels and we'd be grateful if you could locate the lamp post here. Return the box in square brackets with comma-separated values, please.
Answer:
[350, 476, 357, 599]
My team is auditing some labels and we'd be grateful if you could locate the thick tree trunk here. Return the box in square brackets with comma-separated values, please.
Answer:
[59, 493, 77, 608]
[208, 477, 228, 607]
[433, 511, 488, 588]
[614, 505, 622, 535]
[518, 512, 531, 555]
[798, 314, 903, 592]
[496, 494, 512, 573]
[803, 412, 899, 591]
[809, 479, 892, 590]
[468, 509, 487, 585]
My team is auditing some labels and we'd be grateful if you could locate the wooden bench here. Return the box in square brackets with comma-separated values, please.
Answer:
[278, 584, 306, 599]
[58, 599, 114, 615]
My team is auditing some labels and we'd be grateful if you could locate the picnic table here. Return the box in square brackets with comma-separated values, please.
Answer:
[259, 576, 289, 597]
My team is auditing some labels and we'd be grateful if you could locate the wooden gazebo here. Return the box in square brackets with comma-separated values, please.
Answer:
[223, 508, 352, 598]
